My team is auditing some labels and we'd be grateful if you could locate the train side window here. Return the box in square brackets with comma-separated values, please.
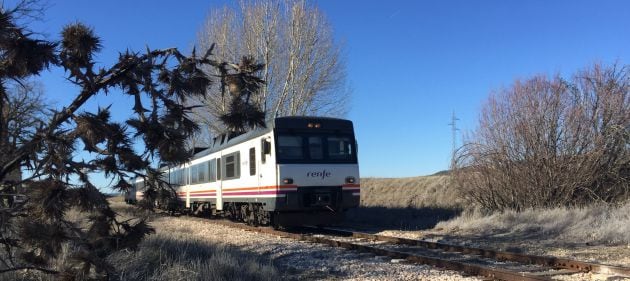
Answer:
[191, 165, 198, 184]
[198, 162, 207, 183]
[249, 147, 256, 176]
[261, 138, 271, 164]
[160, 171, 169, 183]
[184, 167, 189, 185]
[216, 158, 221, 180]
[225, 155, 235, 179]
[223, 152, 240, 180]
[179, 168, 183, 185]
[208, 159, 216, 182]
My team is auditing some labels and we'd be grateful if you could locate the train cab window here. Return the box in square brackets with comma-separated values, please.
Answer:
[249, 147, 256, 176]
[277, 136, 303, 160]
[328, 136, 354, 160]
[276, 133, 357, 164]
[308, 137, 324, 160]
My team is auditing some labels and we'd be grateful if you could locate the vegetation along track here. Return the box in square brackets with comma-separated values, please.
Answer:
[199, 218, 630, 281]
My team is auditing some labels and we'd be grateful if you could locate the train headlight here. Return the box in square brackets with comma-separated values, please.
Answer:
[345, 176, 356, 184]
[282, 178, 294, 184]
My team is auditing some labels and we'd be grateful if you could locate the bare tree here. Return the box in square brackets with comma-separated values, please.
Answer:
[0, 2, 264, 279]
[195, 0, 349, 137]
[0, 81, 48, 187]
[454, 64, 630, 211]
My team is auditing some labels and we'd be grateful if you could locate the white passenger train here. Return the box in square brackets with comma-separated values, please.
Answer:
[125, 116, 360, 226]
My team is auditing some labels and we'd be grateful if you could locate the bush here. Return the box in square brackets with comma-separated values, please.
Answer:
[455, 64, 630, 211]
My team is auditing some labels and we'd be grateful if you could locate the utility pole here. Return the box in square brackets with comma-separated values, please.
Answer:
[448, 111, 459, 170]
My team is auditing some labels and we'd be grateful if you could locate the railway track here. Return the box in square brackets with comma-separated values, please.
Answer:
[206, 219, 630, 281]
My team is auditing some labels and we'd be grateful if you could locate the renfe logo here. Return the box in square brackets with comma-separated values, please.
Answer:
[307, 170, 332, 179]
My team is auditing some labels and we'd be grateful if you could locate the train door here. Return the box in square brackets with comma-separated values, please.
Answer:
[249, 146, 260, 195]
[259, 137, 273, 192]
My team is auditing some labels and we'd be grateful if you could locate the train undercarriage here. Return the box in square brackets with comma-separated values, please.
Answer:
[183, 201, 344, 228]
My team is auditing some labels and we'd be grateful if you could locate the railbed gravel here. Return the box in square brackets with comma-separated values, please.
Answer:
[140, 208, 629, 280]
[154, 215, 482, 281]
[362, 228, 630, 281]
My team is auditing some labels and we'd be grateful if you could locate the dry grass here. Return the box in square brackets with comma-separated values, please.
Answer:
[108, 233, 278, 281]
[344, 175, 463, 230]
[436, 202, 630, 245]
[358, 176, 630, 246]
[108, 200, 279, 281]
[359, 175, 462, 209]
[1, 200, 279, 281]
[0, 208, 101, 281]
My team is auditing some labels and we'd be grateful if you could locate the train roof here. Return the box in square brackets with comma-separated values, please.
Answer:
[191, 116, 353, 160]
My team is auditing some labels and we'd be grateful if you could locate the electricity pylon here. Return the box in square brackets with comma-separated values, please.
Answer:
[448, 111, 459, 170]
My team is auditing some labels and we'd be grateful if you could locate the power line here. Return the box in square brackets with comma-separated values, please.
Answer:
[448, 111, 459, 169]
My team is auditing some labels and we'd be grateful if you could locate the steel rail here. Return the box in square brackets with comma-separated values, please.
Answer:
[206, 219, 581, 281]
[315, 226, 630, 277]
[147, 209, 630, 281]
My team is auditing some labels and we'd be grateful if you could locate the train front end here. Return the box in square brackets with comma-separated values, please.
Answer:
[272, 117, 360, 226]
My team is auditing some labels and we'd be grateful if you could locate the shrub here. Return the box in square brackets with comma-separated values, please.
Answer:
[455, 64, 630, 211]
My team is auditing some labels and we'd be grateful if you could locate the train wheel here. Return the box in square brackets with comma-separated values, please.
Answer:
[270, 212, 280, 230]
[229, 203, 240, 221]
[253, 205, 270, 226]
[228, 203, 234, 220]
[180, 205, 190, 216]
[240, 204, 254, 225]
[249, 204, 259, 226]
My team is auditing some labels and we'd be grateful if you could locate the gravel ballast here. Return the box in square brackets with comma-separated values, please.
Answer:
[153, 215, 482, 281]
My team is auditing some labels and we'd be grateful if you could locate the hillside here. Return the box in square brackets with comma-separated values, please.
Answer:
[359, 175, 462, 209]
[343, 175, 463, 230]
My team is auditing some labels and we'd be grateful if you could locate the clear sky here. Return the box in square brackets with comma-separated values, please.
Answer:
[19, 0, 630, 181]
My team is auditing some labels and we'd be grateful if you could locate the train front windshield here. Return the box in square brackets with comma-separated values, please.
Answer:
[276, 133, 357, 164]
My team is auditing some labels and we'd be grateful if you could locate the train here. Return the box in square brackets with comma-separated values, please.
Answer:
[125, 116, 360, 226]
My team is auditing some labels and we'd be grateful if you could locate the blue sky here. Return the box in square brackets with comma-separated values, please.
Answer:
[20, 0, 630, 180]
